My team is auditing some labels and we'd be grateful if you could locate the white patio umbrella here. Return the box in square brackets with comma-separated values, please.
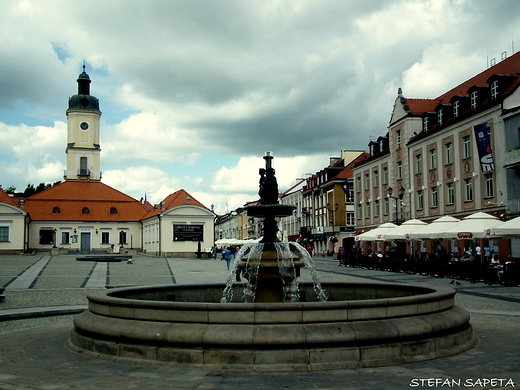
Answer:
[492, 216, 520, 237]
[408, 215, 460, 241]
[355, 222, 397, 242]
[381, 219, 428, 241]
[215, 238, 244, 246]
[442, 212, 503, 240]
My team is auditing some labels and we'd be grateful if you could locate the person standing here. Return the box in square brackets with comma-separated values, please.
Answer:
[484, 245, 491, 263]
[222, 247, 232, 270]
[475, 244, 482, 259]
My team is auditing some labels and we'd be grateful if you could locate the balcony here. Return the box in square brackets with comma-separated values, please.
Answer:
[504, 148, 520, 168]
[78, 169, 91, 178]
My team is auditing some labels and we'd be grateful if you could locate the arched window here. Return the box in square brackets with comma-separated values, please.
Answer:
[53, 206, 61, 214]
[82, 207, 90, 214]
[110, 207, 118, 214]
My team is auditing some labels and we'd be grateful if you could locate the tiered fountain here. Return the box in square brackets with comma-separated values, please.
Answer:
[70, 153, 476, 371]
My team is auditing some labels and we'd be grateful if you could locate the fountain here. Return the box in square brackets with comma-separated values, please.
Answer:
[70, 153, 476, 371]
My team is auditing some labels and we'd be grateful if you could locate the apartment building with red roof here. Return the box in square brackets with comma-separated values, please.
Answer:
[352, 50, 520, 258]
[300, 151, 369, 256]
[0, 69, 214, 255]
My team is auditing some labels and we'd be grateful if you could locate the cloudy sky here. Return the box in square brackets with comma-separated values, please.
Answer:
[1, 0, 518, 214]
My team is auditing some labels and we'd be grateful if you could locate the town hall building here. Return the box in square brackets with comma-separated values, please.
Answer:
[0, 67, 215, 257]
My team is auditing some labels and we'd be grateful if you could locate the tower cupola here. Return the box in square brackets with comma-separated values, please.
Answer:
[68, 64, 100, 112]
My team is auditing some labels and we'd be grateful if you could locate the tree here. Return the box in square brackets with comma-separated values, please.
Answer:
[4, 186, 16, 194]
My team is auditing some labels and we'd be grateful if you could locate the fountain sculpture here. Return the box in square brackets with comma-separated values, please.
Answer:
[70, 153, 476, 371]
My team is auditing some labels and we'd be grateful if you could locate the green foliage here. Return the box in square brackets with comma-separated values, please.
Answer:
[1, 181, 62, 197]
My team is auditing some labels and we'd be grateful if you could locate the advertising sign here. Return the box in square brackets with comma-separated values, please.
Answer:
[174, 225, 203, 241]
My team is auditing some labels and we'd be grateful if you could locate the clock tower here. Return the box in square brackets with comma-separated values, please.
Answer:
[64, 65, 102, 181]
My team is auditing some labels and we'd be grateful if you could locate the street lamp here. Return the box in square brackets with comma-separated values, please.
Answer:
[326, 202, 339, 231]
[387, 186, 405, 225]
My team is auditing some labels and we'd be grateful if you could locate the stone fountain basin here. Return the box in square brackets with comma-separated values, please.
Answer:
[70, 282, 476, 371]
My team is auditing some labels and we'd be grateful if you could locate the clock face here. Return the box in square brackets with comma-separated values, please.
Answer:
[80, 122, 89, 130]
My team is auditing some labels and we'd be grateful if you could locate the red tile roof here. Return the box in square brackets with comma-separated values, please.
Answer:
[0, 188, 24, 210]
[144, 189, 212, 219]
[403, 51, 520, 115]
[437, 51, 520, 104]
[24, 181, 149, 222]
[403, 99, 438, 115]
[335, 152, 371, 179]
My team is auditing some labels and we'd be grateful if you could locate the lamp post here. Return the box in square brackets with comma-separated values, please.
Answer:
[326, 202, 339, 257]
[326, 202, 339, 233]
[387, 186, 405, 225]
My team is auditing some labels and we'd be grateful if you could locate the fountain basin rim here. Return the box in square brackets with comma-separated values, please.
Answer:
[86, 282, 455, 311]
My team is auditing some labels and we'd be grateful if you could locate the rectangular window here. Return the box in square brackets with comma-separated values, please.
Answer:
[39, 229, 54, 245]
[0, 226, 9, 242]
[382, 167, 388, 184]
[491, 80, 499, 100]
[356, 176, 361, 192]
[446, 142, 453, 164]
[430, 148, 437, 169]
[470, 91, 478, 110]
[453, 101, 459, 118]
[346, 212, 355, 226]
[463, 135, 471, 158]
[61, 231, 70, 245]
[485, 173, 494, 197]
[437, 110, 443, 126]
[357, 204, 362, 220]
[416, 154, 423, 174]
[374, 170, 379, 187]
[431, 186, 438, 208]
[383, 198, 389, 216]
[465, 178, 473, 201]
[365, 202, 371, 218]
[417, 190, 424, 210]
[447, 183, 455, 205]
[423, 117, 429, 132]
[365, 173, 370, 188]
[397, 161, 402, 179]
[396, 130, 401, 149]
[374, 200, 380, 217]
[119, 230, 128, 244]
[101, 231, 110, 244]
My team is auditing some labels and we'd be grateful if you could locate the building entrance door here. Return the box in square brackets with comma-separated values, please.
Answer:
[80, 232, 91, 252]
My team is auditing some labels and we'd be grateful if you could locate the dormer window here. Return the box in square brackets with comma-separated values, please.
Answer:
[110, 207, 118, 214]
[423, 117, 429, 132]
[82, 207, 90, 214]
[437, 109, 443, 126]
[53, 206, 61, 214]
[396, 130, 401, 149]
[453, 101, 459, 118]
[491, 80, 499, 100]
[470, 91, 478, 110]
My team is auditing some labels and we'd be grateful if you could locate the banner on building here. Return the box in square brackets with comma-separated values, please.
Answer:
[342, 180, 352, 202]
[474, 124, 494, 172]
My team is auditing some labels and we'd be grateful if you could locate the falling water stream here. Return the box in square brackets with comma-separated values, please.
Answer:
[220, 241, 327, 303]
